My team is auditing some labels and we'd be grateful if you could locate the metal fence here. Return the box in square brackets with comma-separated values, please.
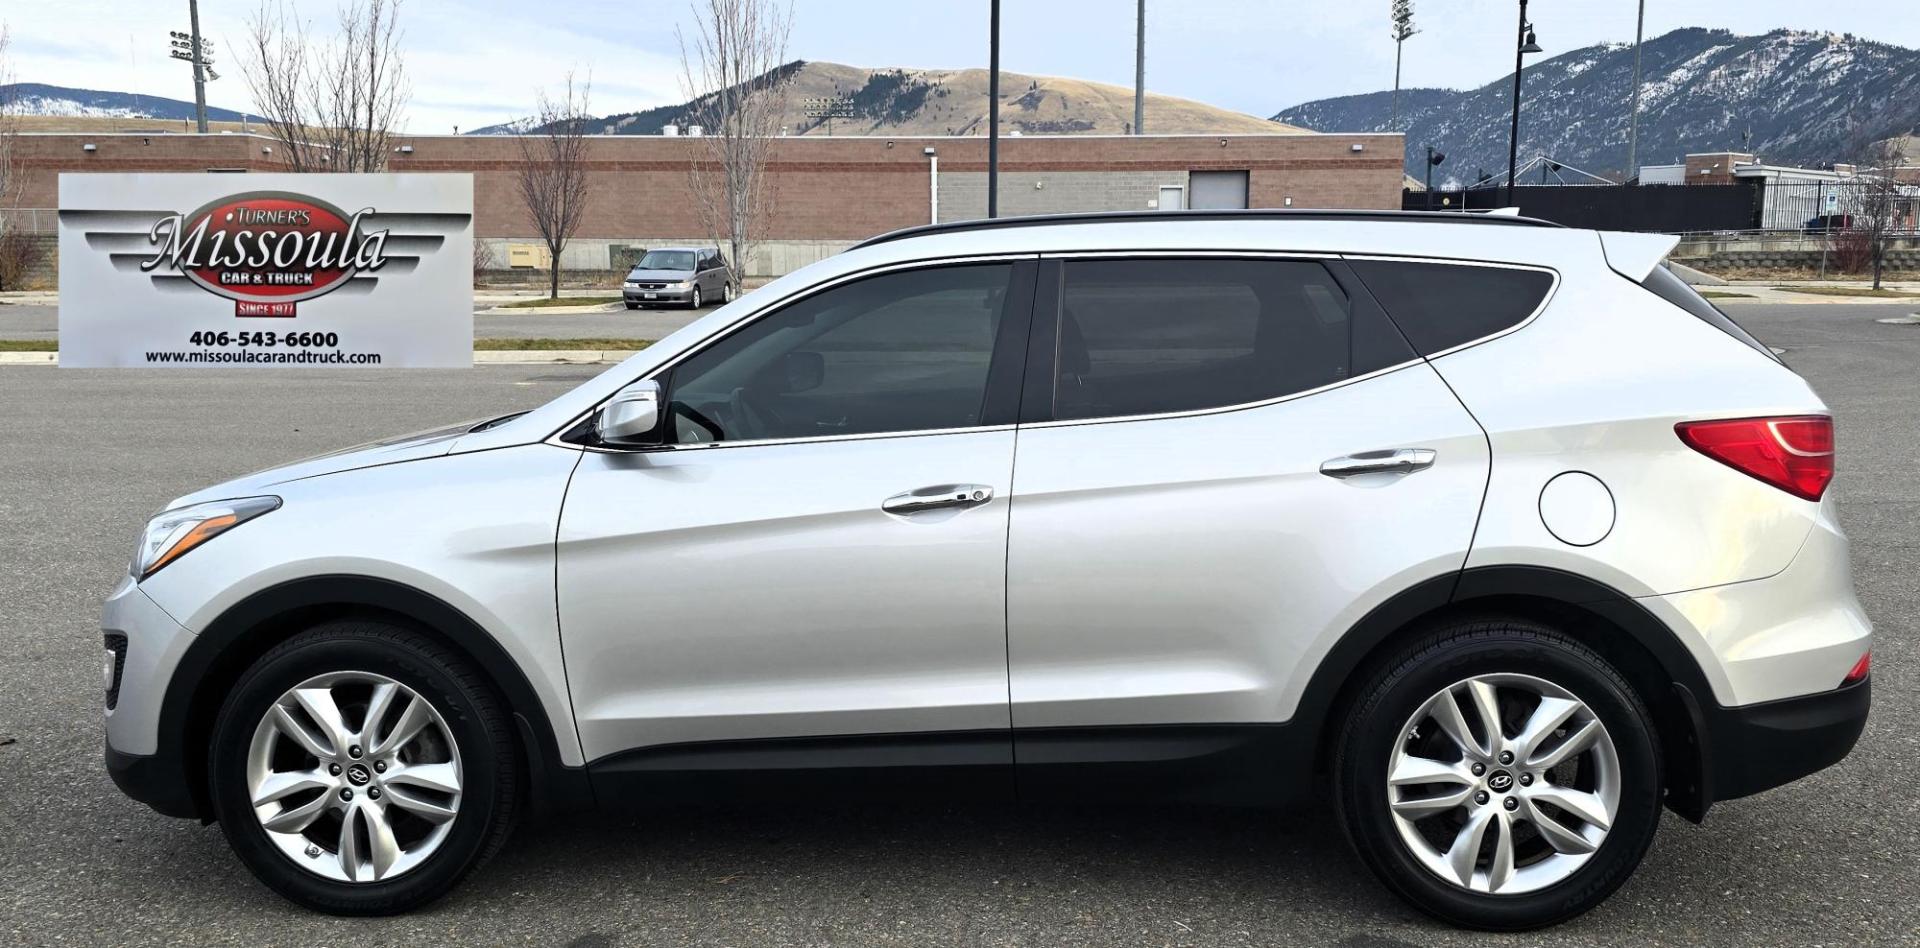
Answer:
[1758, 180, 1920, 234]
[1404, 184, 1761, 233]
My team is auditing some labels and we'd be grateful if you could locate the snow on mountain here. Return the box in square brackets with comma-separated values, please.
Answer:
[1274, 28, 1920, 183]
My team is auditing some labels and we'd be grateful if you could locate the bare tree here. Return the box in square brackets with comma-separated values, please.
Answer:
[0, 25, 18, 213]
[0, 24, 26, 290]
[514, 74, 594, 300]
[241, 0, 410, 172]
[678, 0, 794, 281]
[1845, 136, 1912, 291]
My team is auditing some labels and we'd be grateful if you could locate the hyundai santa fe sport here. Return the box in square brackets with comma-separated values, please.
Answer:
[102, 210, 1870, 928]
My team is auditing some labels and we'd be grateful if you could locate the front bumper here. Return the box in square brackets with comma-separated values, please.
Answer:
[102, 576, 204, 819]
[623, 286, 694, 304]
[107, 740, 201, 819]
[1693, 676, 1870, 805]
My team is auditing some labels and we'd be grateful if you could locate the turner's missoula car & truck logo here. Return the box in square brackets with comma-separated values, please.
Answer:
[139, 192, 392, 317]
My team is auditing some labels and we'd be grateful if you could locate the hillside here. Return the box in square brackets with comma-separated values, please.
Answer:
[472, 60, 1301, 137]
[1, 83, 250, 124]
[1275, 28, 1920, 182]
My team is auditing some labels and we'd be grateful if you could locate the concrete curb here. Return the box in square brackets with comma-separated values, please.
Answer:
[0, 350, 639, 366]
[479, 303, 626, 315]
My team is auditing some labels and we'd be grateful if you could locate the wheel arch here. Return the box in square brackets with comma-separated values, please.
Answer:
[1302, 566, 1714, 822]
[161, 574, 592, 820]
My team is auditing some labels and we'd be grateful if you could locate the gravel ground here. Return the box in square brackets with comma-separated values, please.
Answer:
[0, 301, 1914, 946]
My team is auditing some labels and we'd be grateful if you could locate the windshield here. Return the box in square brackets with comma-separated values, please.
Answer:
[637, 250, 696, 271]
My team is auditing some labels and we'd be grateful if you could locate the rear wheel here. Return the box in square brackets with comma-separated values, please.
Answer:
[208, 620, 518, 914]
[1332, 618, 1662, 930]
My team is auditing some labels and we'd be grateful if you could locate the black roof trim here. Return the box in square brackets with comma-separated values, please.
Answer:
[853, 208, 1566, 250]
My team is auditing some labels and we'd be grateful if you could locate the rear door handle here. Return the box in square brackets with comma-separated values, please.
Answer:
[882, 484, 995, 515]
[1320, 448, 1437, 479]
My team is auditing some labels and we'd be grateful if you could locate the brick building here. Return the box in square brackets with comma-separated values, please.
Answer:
[6, 130, 1405, 279]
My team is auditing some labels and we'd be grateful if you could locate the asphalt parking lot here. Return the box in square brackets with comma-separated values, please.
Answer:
[1, 301, 1916, 947]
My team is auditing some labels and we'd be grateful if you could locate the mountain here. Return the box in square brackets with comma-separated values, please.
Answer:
[1, 82, 250, 123]
[1274, 29, 1920, 184]
[470, 60, 1301, 137]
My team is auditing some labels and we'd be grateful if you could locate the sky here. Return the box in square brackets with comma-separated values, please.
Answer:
[5, 1, 1918, 134]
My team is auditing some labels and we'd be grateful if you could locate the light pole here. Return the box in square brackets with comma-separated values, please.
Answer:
[187, 0, 209, 133]
[988, 0, 1001, 218]
[1505, 0, 1542, 207]
[1626, 0, 1646, 179]
[1133, 0, 1146, 135]
[1391, 1, 1416, 131]
[1424, 147, 1445, 211]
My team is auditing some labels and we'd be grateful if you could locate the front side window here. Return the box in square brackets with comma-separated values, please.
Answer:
[665, 264, 1015, 444]
[1053, 258, 1403, 421]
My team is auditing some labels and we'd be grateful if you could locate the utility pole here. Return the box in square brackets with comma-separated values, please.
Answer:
[188, 0, 209, 132]
[1133, 0, 1145, 135]
[988, 0, 1001, 218]
[1391, 1, 1416, 131]
[1626, 0, 1645, 179]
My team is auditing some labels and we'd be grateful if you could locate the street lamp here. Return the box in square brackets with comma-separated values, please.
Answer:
[1505, 0, 1543, 207]
[1424, 147, 1446, 211]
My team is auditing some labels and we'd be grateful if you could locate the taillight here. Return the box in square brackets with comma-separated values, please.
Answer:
[1675, 415, 1834, 501]
[1844, 652, 1871, 684]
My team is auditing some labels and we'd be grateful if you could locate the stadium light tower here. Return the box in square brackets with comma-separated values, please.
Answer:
[1391, 1, 1417, 131]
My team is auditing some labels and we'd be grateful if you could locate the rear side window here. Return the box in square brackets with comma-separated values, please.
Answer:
[1639, 265, 1778, 362]
[1347, 260, 1555, 356]
[1053, 258, 1412, 421]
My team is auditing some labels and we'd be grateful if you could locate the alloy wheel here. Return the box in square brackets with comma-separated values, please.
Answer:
[245, 671, 464, 883]
[1385, 672, 1621, 895]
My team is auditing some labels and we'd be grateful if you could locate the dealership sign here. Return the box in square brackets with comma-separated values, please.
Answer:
[59, 174, 473, 367]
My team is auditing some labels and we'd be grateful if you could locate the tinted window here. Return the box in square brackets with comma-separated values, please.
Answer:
[1640, 265, 1778, 362]
[1348, 260, 1554, 356]
[1053, 259, 1408, 421]
[666, 264, 1014, 443]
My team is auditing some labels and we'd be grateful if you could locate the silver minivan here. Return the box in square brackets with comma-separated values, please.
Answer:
[103, 211, 1868, 927]
[622, 246, 733, 309]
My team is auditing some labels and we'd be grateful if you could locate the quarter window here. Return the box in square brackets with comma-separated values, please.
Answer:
[665, 264, 1016, 444]
[1347, 259, 1554, 356]
[1052, 258, 1408, 421]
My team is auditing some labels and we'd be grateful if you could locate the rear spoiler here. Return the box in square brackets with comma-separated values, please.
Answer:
[1598, 231, 1681, 282]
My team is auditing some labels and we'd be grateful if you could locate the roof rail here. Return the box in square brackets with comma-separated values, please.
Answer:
[853, 208, 1565, 249]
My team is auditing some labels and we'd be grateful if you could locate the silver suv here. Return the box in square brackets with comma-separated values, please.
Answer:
[622, 246, 733, 309]
[103, 211, 1870, 927]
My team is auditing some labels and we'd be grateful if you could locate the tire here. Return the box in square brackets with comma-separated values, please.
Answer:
[690, 285, 703, 310]
[623, 301, 639, 310]
[720, 280, 733, 304]
[208, 620, 519, 915]
[1332, 617, 1662, 931]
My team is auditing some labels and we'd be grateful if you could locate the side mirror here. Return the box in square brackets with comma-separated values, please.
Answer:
[596, 380, 662, 445]
[782, 351, 825, 393]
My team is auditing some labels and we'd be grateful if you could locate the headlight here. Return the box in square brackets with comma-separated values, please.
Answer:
[669, 281, 691, 289]
[132, 496, 281, 579]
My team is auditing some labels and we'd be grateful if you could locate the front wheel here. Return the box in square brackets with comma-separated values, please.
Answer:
[689, 285, 703, 309]
[208, 621, 519, 914]
[1332, 618, 1662, 930]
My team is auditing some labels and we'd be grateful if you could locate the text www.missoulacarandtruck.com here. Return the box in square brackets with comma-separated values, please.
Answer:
[144, 349, 384, 365]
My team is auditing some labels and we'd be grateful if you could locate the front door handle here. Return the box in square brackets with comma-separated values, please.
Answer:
[1320, 448, 1437, 479]
[882, 484, 994, 515]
